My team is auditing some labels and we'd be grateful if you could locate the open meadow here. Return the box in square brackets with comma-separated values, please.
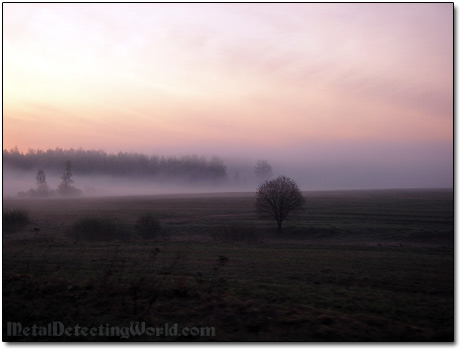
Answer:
[3, 1, 453, 343]
[3, 189, 454, 341]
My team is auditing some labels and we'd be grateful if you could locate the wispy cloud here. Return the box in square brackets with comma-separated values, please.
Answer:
[3, 3, 453, 188]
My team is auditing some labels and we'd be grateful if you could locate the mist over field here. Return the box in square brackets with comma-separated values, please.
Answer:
[2, 3, 453, 342]
[3, 140, 453, 198]
[3, 169, 246, 198]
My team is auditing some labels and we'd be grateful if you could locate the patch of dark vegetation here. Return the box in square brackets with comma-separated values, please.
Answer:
[70, 217, 131, 242]
[276, 226, 342, 240]
[398, 230, 454, 244]
[70, 214, 165, 242]
[3, 209, 30, 233]
[209, 225, 261, 243]
[135, 213, 161, 240]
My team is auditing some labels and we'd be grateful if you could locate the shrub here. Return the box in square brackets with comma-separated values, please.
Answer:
[135, 213, 161, 240]
[3, 209, 30, 233]
[210, 225, 261, 243]
[70, 217, 131, 242]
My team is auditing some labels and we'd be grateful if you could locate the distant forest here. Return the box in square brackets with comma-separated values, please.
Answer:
[3, 148, 228, 182]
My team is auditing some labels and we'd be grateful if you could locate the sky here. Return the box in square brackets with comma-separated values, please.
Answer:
[3, 3, 453, 189]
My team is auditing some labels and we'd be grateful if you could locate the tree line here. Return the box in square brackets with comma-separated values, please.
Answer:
[3, 147, 227, 182]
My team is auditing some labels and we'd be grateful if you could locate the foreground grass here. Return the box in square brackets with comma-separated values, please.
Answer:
[3, 240, 453, 341]
[3, 190, 454, 341]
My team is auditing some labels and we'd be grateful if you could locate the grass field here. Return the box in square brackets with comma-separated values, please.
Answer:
[2, 189, 454, 341]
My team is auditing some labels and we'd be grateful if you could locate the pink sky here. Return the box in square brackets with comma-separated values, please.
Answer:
[3, 3, 453, 187]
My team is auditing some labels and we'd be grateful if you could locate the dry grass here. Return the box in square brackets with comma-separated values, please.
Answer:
[3, 209, 31, 233]
[2, 190, 454, 341]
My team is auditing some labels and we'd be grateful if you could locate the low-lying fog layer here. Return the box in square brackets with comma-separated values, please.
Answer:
[4, 158, 453, 198]
[3, 170, 245, 198]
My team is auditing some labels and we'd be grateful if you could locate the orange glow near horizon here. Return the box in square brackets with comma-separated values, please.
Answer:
[3, 3, 453, 157]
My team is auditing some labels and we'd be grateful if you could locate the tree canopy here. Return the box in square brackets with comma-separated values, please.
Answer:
[255, 175, 305, 231]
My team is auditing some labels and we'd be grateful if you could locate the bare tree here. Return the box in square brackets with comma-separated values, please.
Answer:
[57, 160, 81, 196]
[36, 169, 46, 185]
[255, 175, 305, 231]
[61, 160, 74, 188]
[36, 169, 49, 196]
[255, 159, 273, 182]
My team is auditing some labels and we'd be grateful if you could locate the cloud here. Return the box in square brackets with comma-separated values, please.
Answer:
[3, 3, 453, 190]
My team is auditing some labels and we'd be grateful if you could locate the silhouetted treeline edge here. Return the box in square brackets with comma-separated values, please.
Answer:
[3, 148, 228, 182]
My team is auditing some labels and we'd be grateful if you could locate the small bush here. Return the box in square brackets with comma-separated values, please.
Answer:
[70, 217, 131, 242]
[135, 213, 161, 240]
[210, 225, 261, 243]
[3, 210, 30, 233]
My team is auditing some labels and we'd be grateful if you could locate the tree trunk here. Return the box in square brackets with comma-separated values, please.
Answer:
[277, 220, 282, 232]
